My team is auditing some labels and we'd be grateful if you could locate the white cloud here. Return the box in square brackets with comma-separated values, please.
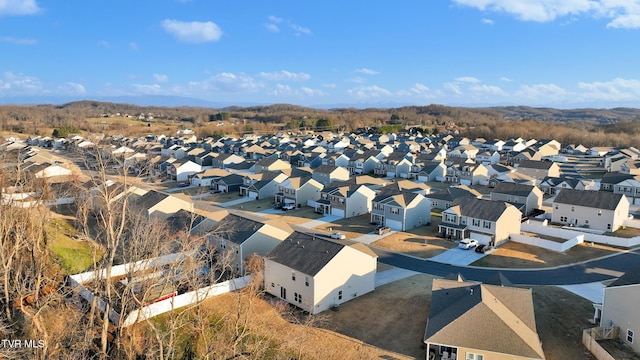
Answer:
[347, 76, 367, 84]
[578, 78, 640, 101]
[500, 76, 513, 82]
[267, 84, 294, 96]
[452, 0, 640, 29]
[443, 82, 463, 95]
[301, 87, 328, 96]
[0, 71, 46, 95]
[481, 18, 495, 25]
[455, 76, 481, 83]
[264, 23, 279, 32]
[0, 36, 37, 45]
[322, 83, 337, 88]
[516, 83, 567, 100]
[57, 82, 86, 95]
[132, 84, 163, 94]
[291, 24, 312, 35]
[469, 84, 506, 95]
[356, 68, 379, 75]
[97, 40, 111, 48]
[411, 83, 430, 94]
[258, 70, 311, 82]
[197, 72, 260, 93]
[153, 74, 169, 83]
[129, 42, 139, 51]
[0, 0, 41, 16]
[268, 15, 283, 23]
[347, 85, 392, 99]
[162, 19, 223, 43]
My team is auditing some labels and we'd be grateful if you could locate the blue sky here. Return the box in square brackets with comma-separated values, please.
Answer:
[1, 0, 640, 108]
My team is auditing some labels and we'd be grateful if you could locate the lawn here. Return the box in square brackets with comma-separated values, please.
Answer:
[311, 214, 378, 239]
[227, 198, 273, 211]
[46, 218, 103, 274]
[264, 207, 324, 225]
[369, 216, 457, 258]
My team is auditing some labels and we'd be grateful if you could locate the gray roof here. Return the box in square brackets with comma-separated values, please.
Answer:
[210, 214, 264, 245]
[492, 182, 537, 197]
[516, 159, 554, 170]
[135, 190, 169, 211]
[554, 189, 624, 210]
[267, 231, 344, 276]
[427, 185, 482, 202]
[450, 197, 518, 222]
[425, 278, 544, 359]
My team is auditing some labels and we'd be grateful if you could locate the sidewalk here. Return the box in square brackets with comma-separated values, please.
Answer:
[217, 196, 256, 208]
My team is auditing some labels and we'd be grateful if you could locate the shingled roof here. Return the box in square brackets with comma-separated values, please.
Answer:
[492, 182, 537, 197]
[448, 197, 518, 221]
[267, 232, 345, 276]
[554, 189, 625, 210]
[210, 214, 265, 245]
[425, 278, 544, 359]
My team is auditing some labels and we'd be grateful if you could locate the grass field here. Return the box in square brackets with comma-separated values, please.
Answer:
[46, 218, 103, 274]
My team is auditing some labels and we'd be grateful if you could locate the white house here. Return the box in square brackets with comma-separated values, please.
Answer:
[264, 232, 377, 314]
[167, 159, 202, 182]
[552, 189, 629, 232]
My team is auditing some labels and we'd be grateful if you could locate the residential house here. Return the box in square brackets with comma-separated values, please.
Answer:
[239, 171, 288, 199]
[378, 180, 431, 196]
[207, 214, 293, 274]
[254, 157, 291, 173]
[297, 152, 325, 168]
[370, 191, 431, 231]
[410, 162, 447, 182]
[264, 231, 377, 314]
[595, 263, 640, 355]
[213, 173, 245, 193]
[167, 159, 201, 181]
[373, 152, 415, 178]
[552, 189, 629, 232]
[445, 161, 490, 186]
[424, 278, 545, 360]
[311, 164, 350, 186]
[347, 150, 384, 175]
[514, 160, 561, 181]
[211, 153, 245, 169]
[426, 185, 482, 211]
[190, 168, 230, 187]
[315, 181, 376, 218]
[490, 182, 543, 216]
[438, 197, 521, 246]
[133, 190, 193, 219]
[475, 150, 501, 165]
[538, 176, 597, 195]
[275, 176, 324, 208]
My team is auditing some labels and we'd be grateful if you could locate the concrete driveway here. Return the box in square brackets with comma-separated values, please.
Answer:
[429, 246, 488, 266]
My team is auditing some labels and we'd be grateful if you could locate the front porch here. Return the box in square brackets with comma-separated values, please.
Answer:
[437, 223, 468, 240]
[427, 344, 458, 360]
[315, 199, 331, 214]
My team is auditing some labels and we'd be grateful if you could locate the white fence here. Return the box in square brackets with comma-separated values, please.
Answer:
[68, 251, 250, 327]
[511, 233, 584, 252]
[120, 275, 251, 327]
[522, 221, 640, 248]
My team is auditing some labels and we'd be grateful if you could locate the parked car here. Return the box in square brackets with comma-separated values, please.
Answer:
[458, 238, 479, 250]
[273, 202, 283, 209]
[210, 188, 222, 194]
[375, 225, 391, 235]
[178, 183, 189, 188]
[475, 244, 487, 253]
[330, 232, 346, 240]
[281, 203, 296, 211]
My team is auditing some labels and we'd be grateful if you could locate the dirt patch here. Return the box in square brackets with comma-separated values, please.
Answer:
[471, 241, 625, 268]
[227, 198, 273, 211]
[319, 274, 435, 359]
[263, 207, 324, 225]
[370, 219, 457, 258]
[610, 226, 640, 238]
[311, 214, 378, 239]
[322, 275, 602, 360]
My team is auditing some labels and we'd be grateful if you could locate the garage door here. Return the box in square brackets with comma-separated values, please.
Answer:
[331, 208, 345, 218]
[469, 232, 492, 245]
[248, 191, 258, 199]
[460, 179, 472, 186]
[218, 185, 228, 193]
[386, 219, 403, 231]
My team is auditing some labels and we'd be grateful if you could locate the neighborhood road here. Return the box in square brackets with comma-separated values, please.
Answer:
[372, 246, 640, 286]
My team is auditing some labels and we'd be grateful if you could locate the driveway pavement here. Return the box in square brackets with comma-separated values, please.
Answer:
[217, 196, 256, 208]
[375, 267, 419, 287]
[298, 215, 341, 229]
[429, 246, 488, 266]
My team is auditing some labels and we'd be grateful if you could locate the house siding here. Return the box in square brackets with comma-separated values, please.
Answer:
[600, 285, 640, 354]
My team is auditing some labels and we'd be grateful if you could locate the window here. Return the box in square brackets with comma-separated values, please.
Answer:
[598, 210, 602, 216]
[305, 276, 309, 286]
[271, 282, 274, 288]
[220, 240, 226, 249]
[291, 272, 296, 281]
[466, 353, 483, 360]
[555, 204, 558, 210]
[627, 329, 634, 343]
[472, 219, 480, 227]
[560, 216, 567, 222]
[607, 224, 612, 230]
[571, 206, 575, 212]
[338, 291, 343, 300]
[483, 221, 491, 229]
[391, 207, 399, 215]
[280, 287, 287, 300]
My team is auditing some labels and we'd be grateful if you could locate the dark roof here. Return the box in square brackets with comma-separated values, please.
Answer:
[427, 185, 482, 202]
[450, 197, 518, 221]
[492, 182, 537, 197]
[516, 159, 554, 170]
[134, 190, 169, 211]
[167, 209, 206, 234]
[554, 189, 624, 210]
[608, 263, 640, 287]
[267, 232, 344, 276]
[210, 214, 264, 244]
[600, 172, 635, 185]
[484, 273, 514, 287]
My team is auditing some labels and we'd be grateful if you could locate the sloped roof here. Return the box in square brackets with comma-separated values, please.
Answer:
[267, 232, 345, 276]
[492, 182, 537, 197]
[448, 197, 518, 221]
[210, 213, 264, 245]
[516, 159, 554, 170]
[554, 189, 624, 210]
[425, 278, 544, 359]
[427, 185, 482, 202]
[134, 190, 169, 211]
